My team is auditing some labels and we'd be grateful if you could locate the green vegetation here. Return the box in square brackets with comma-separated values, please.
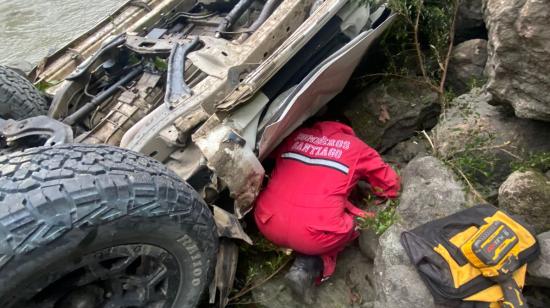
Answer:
[511, 152, 550, 173]
[237, 235, 290, 283]
[445, 133, 497, 198]
[35, 79, 60, 92]
[230, 233, 292, 304]
[467, 76, 487, 91]
[356, 198, 399, 235]
[153, 56, 168, 71]
[423, 120, 497, 202]
[376, 0, 459, 94]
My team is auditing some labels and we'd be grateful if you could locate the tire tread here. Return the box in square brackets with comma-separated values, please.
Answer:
[0, 65, 48, 119]
[0, 144, 217, 271]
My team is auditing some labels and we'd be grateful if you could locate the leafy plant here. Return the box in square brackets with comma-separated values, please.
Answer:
[231, 233, 291, 304]
[467, 76, 487, 91]
[356, 198, 399, 235]
[511, 152, 550, 173]
[153, 56, 168, 71]
[421, 126, 495, 203]
[35, 79, 60, 92]
[356, 0, 460, 103]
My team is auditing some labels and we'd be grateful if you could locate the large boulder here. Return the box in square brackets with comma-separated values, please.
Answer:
[382, 135, 429, 166]
[498, 171, 550, 234]
[528, 231, 550, 287]
[389, 156, 468, 229]
[344, 79, 440, 152]
[455, 0, 486, 43]
[483, 0, 550, 121]
[432, 88, 550, 192]
[358, 229, 379, 260]
[252, 246, 376, 307]
[373, 156, 467, 308]
[374, 226, 437, 308]
[447, 39, 487, 95]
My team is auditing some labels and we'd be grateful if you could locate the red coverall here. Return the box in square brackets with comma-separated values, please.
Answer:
[254, 121, 400, 278]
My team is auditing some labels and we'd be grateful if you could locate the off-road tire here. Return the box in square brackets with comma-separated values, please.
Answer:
[0, 65, 48, 119]
[0, 144, 218, 307]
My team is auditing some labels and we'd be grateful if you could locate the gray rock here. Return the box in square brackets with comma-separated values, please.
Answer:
[396, 156, 468, 229]
[358, 229, 379, 260]
[373, 156, 467, 308]
[455, 0, 485, 43]
[498, 171, 550, 234]
[483, 0, 550, 121]
[528, 231, 550, 287]
[374, 226, 439, 308]
[344, 79, 440, 152]
[382, 136, 429, 166]
[253, 247, 376, 308]
[432, 88, 550, 192]
[447, 39, 487, 95]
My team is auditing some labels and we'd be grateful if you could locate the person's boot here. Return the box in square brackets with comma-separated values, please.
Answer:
[284, 254, 322, 304]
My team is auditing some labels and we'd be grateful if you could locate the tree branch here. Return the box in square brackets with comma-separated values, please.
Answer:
[421, 130, 437, 155]
[228, 257, 292, 302]
[448, 161, 488, 203]
[413, 0, 429, 83]
[438, 0, 460, 93]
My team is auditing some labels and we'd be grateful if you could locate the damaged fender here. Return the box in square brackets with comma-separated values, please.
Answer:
[209, 239, 239, 308]
[193, 117, 265, 218]
[213, 205, 253, 245]
[193, 92, 270, 218]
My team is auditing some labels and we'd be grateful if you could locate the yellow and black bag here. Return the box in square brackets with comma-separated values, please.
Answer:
[401, 204, 540, 308]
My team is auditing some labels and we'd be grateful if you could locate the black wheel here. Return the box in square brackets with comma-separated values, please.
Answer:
[0, 144, 218, 308]
[0, 65, 48, 119]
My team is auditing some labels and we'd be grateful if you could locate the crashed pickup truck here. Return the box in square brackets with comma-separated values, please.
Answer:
[0, 0, 394, 306]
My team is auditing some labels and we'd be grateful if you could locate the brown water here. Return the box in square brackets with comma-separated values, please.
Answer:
[0, 0, 127, 66]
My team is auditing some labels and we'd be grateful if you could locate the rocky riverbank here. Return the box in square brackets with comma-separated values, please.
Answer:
[248, 0, 550, 306]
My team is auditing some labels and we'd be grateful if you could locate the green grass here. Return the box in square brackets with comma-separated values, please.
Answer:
[153, 56, 168, 71]
[356, 198, 399, 235]
[35, 79, 60, 92]
[231, 233, 291, 304]
[511, 152, 550, 173]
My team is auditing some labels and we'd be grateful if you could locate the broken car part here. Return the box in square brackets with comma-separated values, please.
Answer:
[121, 0, 319, 154]
[209, 239, 239, 308]
[0, 115, 74, 147]
[0, 1, 396, 307]
[259, 11, 396, 159]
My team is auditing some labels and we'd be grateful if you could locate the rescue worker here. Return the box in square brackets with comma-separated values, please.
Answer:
[254, 119, 400, 302]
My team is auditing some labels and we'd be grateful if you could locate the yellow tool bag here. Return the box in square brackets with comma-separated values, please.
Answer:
[401, 204, 540, 308]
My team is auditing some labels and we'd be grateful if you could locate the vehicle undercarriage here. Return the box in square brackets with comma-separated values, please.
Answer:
[0, 0, 394, 306]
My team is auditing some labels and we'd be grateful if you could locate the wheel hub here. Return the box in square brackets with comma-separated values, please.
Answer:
[15, 244, 180, 308]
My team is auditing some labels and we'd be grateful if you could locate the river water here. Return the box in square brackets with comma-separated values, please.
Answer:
[0, 0, 127, 66]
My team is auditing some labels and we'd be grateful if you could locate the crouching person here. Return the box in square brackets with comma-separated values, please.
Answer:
[254, 120, 400, 303]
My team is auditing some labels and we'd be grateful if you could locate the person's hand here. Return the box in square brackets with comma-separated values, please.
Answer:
[361, 211, 376, 219]
[356, 181, 372, 196]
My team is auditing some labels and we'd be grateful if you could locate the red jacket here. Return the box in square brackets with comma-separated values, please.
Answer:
[254, 121, 400, 277]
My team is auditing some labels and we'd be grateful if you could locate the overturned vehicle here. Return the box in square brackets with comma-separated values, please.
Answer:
[0, 0, 394, 306]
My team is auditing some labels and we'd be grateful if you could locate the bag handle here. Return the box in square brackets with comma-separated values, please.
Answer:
[500, 278, 527, 308]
